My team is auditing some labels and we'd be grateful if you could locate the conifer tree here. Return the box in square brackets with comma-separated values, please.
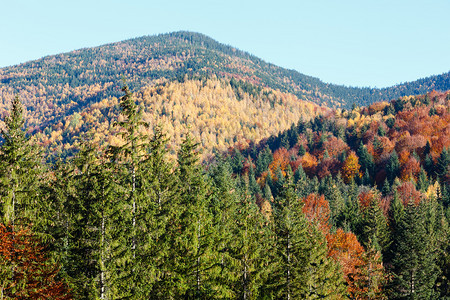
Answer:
[207, 157, 240, 298]
[385, 189, 404, 265]
[357, 142, 374, 178]
[248, 160, 261, 197]
[386, 150, 400, 184]
[389, 202, 438, 299]
[436, 147, 449, 181]
[416, 168, 429, 192]
[63, 142, 117, 299]
[306, 228, 346, 299]
[0, 95, 41, 226]
[158, 132, 215, 298]
[270, 171, 311, 298]
[226, 180, 270, 299]
[107, 82, 155, 298]
[360, 193, 390, 254]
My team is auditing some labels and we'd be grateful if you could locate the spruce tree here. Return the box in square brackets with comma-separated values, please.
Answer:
[436, 147, 449, 181]
[159, 132, 215, 298]
[305, 227, 346, 299]
[416, 168, 430, 192]
[226, 180, 270, 299]
[270, 171, 311, 298]
[360, 193, 390, 254]
[107, 82, 155, 298]
[0, 95, 42, 226]
[390, 202, 438, 299]
[386, 150, 400, 185]
[357, 142, 374, 178]
[207, 158, 240, 298]
[64, 142, 116, 299]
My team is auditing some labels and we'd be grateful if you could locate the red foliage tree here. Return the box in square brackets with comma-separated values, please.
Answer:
[396, 181, 422, 206]
[358, 190, 375, 210]
[321, 136, 349, 159]
[0, 224, 71, 299]
[316, 157, 341, 179]
[400, 156, 421, 181]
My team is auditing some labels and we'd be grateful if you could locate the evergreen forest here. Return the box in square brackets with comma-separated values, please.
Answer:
[0, 79, 449, 299]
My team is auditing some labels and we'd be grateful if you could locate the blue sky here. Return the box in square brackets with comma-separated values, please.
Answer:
[1, 0, 449, 88]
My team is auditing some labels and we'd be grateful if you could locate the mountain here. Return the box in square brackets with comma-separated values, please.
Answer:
[0, 31, 449, 157]
[1, 31, 449, 110]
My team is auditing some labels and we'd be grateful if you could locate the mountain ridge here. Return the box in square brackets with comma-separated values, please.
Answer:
[1, 31, 449, 110]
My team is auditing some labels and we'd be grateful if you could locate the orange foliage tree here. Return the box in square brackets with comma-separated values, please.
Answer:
[301, 193, 386, 298]
[326, 228, 365, 298]
[300, 152, 318, 176]
[268, 148, 290, 178]
[0, 224, 71, 299]
[302, 193, 331, 234]
[400, 157, 421, 181]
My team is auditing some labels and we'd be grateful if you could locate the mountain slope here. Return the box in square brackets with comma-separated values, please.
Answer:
[1, 32, 449, 113]
[0, 31, 449, 158]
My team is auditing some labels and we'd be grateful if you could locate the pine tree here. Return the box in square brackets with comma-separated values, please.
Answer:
[159, 132, 215, 298]
[107, 82, 155, 298]
[226, 183, 270, 299]
[270, 172, 311, 298]
[390, 202, 438, 299]
[0, 95, 42, 226]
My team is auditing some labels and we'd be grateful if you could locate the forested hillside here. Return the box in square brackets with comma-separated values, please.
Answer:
[1, 73, 449, 298]
[1, 31, 449, 132]
[0, 77, 323, 160]
[226, 90, 450, 299]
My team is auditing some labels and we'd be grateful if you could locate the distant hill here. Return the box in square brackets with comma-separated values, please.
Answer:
[0, 31, 449, 157]
[1, 31, 449, 109]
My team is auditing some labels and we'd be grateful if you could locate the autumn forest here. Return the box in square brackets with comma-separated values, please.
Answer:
[0, 32, 449, 299]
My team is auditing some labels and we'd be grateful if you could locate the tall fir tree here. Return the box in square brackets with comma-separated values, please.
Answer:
[226, 179, 270, 299]
[0, 95, 42, 227]
[158, 132, 215, 298]
[107, 82, 155, 298]
[389, 202, 439, 299]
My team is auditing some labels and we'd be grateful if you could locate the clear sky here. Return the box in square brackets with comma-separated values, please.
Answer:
[1, 0, 450, 88]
